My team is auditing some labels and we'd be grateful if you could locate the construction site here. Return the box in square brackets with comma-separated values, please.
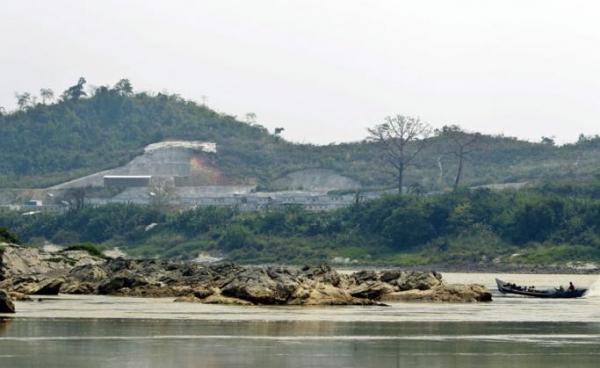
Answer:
[0, 141, 378, 212]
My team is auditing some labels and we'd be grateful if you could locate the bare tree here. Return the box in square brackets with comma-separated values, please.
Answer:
[367, 115, 432, 193]
[40, 88, 55, 104]
[438, 125, 484, 190]
[436, 156, 444, 186]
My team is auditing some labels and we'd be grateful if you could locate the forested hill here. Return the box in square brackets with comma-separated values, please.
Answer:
[0, 79, 280, 188]
[2, 78, 600, 189]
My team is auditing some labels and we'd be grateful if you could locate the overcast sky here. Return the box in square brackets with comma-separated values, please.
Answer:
[2, 0, 600, 144]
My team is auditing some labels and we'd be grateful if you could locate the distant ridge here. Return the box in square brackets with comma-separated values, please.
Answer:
[2, 79, 600, 191]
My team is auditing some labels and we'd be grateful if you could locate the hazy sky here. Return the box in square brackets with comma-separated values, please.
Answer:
[2, 0, 600, 144]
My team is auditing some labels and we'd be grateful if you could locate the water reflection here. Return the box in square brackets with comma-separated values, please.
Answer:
[0, 317, 12, 335]
[1, 319, 600, 368]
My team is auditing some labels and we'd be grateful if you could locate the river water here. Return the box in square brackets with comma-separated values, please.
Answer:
[1, 273, 599, 367]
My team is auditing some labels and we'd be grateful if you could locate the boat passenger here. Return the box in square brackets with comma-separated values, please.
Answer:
[568, 282, 575, 291]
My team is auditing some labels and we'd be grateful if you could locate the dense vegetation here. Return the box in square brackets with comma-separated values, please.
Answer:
[0, 227, 20, 244]
[3, 180, 600, 266]
[3, 78, 600, 190]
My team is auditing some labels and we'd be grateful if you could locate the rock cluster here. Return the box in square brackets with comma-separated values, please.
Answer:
[0, 243, 492, 305]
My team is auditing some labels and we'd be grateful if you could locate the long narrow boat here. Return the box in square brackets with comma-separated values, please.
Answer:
[495, 278, 587, 298]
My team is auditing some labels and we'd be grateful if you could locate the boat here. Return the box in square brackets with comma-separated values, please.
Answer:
[495, 278, 587, 298]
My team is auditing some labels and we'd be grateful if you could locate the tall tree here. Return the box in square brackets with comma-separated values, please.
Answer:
[61, 77, 87, 101]
[40, 88, 55, 104]
[114, 79, 133, 95]
[438, 125, 483, 190]
[367, 115, 432, 193]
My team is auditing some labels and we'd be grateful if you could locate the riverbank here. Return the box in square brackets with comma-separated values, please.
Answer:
[336, 262, 600, 275]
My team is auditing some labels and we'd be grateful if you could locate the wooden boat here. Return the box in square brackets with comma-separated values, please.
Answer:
[495, 278, 587, 298]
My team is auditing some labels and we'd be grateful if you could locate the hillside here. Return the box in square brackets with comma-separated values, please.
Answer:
[2, 78, 600, 190]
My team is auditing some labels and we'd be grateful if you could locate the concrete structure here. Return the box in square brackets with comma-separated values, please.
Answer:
[144, 141, 216, 153]
[22, 199, 43, 208]
[104, 175, 151, 188]
[83, 186, 375, 212]
[1, 140, 382, 212]
[50, 141, 219, 189]
[272, 168, 361, 192]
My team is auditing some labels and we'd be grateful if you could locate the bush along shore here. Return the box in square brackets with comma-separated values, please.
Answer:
[5, 181, 600, 268]
[0, 243, 491, 310]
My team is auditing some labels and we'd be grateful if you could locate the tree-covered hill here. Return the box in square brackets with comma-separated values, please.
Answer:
[0, 79, 281, 188]
[2, 78, 600, 190]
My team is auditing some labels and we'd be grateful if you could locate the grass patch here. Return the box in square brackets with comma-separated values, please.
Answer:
[62, 243, 106, 258]
[387, 252, 433, 265]
[514, 243, 600, 264]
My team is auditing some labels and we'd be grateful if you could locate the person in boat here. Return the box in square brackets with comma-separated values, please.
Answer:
[568, 282, 575, 291]
[558, 285, 565, 292]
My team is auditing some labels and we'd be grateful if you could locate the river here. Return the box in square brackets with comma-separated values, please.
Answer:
[1, 273, 599, 367]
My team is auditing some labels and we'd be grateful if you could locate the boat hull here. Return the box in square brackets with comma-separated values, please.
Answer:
[495, 279, 587, 298]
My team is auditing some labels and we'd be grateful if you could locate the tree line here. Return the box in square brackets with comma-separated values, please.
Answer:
[2, 181, 600, 264]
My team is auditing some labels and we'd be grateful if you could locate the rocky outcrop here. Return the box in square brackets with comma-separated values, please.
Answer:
[33, 277, 64, 295]
[0, 243, 492, 305]
[0, 289, 15, 313]
[381, 284, 492, 303]
[0, 243, 104, 282]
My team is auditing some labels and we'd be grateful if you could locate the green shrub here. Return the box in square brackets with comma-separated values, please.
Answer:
[0, 227, 20, 244]
[62, 243, 105, 258]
